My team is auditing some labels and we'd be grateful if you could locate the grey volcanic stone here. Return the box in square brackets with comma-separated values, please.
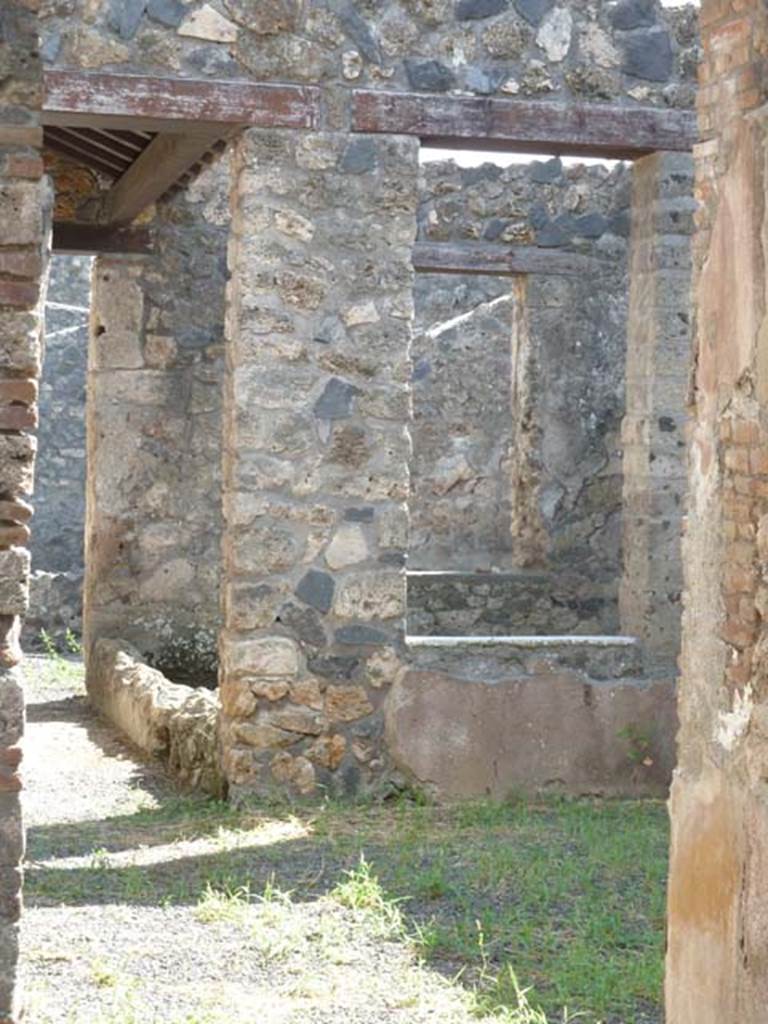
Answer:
[314, 377, 361, 420]
[610, 210, 631, 238]
[314, 315, 346, 346]
[187, 46, 241, 76]
[340, 139, 377, 175]
[464, 67, 505, 94]
[344, 507, 374, 522]
[513, 0, 554, 26]
[530, 157, 562, 184]
[146, 0, 187, 27]
[483, 219, 507, 241]
[307, 654, 360, 679]
[611, 0, 657, 30]
[278, 602, 327, 649]
[622, 29, 674, 82]
[379, 552, 406, 566]
[536, 223, 569, 247]
[456, 0, 508, 22]
[295, 569, 335, 614]
[412, 358, 432, 381]
[335, 624, 390, 646]
[404, 59, 456, 92]
[575, 213, 609, 239]
[40, 30, 62, 63]
[107, 0, 146, 39]
[462, 165, 503, 186]
[335, 4, 380, 63]
[529, 202, 550, 230]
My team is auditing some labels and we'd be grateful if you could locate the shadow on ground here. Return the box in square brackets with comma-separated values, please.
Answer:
[23, 660, 667, 1024]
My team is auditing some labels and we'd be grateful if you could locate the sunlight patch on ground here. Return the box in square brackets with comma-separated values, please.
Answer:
[30, 817, 312, 873]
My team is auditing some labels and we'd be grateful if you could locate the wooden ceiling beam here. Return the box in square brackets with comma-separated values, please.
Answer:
[412, 241, 600, 277]
[101, 127, 226, 225]
[46, 127, 130, 174]
[44, 133, 124, 178]
[42, 70, 319, 133]
[352, 90, 697, 159]
[52, 222, 153, 255]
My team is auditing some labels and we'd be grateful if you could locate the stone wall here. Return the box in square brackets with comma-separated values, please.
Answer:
[24, 255, 90, 644]
[40, 0, 698, 108]
[407, 570, 620, 637]
[411, 269, 514, 572]
[219, 127, 418, 801]
[88, 638, 222, 794]
[84, 157, 228, 686]
[0, 5, 49, 1022]
[388, 638, 676, 797]
[666, 3, 768, 1021]
[411, 158, 632, 623]
[34, 256, 89, 575]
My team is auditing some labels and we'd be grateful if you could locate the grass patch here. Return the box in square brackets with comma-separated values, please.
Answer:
[194, 881, 253, 925]
[26, 793, 667, 1023]
[331, 854, 406, 937]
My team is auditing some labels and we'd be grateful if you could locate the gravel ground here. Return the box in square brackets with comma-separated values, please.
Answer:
[20, 656, 499, 1024]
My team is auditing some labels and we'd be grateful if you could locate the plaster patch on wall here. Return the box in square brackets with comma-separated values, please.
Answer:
[716, 684, 754, 752]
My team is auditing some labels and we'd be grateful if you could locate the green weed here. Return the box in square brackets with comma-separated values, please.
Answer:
[332, 854, 406, 936]
[194, 881, 252, 925]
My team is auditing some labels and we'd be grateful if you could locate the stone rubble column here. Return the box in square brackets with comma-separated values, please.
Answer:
[620, 151, 694, 672]
[666, 2, 768, 1022]
[0, 4, 49, 1021]
[220, 129, 418, 800]
[83, 163, 228, 681]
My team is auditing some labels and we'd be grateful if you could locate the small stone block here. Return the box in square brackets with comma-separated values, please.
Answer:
[404, 59, 456, 92]
[334, 624, 389, 646]
[0, 793, 24, 864]
[0, 380, 37, 405]
[0, 251, 41, 279]
[295, 569, 335, 614]
[0, 501, 32, 525]
[0, 434, 36, 496]
[0, 526, 30, 549]
[0, 550, 29, 616]
[0, 407, 36, 431]
[0, 126, 42, 147]
[0, 280, 38, 309]
[0, 311, 41, 374]
[146, 0, 187, 27]
[314, 377, 361, 420]
[0, 666, 23, 740]
[456, 0, 508, 19]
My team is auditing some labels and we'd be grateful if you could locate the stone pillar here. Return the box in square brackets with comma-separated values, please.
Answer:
[0, 5, 48, 1021]
[220, 129, 418, 800]
[84, 161, 228, 686]
[666, 3, 768, 1021]
[620, 152, 693, 671]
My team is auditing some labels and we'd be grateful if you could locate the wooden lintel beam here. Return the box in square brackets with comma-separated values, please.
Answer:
[102, 128, 224, 225]
[52, 222, 153, 255]
[42, 70, 320, 133]
[412, 241, 599, 277]
[352, 90, 697, 159]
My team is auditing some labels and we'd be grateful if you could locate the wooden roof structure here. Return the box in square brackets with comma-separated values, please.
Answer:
[41, 69, 698, 259]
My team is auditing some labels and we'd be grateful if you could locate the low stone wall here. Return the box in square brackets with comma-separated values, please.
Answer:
[88, 631, 675, 801]
[87, 639, 223, 796]
[385, 639, 677, 798]
[407, 570, 620, 637]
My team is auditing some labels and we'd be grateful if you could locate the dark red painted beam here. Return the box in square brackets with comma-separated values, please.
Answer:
[352, 89, 697, 159]
[43, 70, 320, 133]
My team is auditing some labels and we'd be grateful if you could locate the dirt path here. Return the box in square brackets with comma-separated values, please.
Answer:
[20, 656, 497, 1024]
